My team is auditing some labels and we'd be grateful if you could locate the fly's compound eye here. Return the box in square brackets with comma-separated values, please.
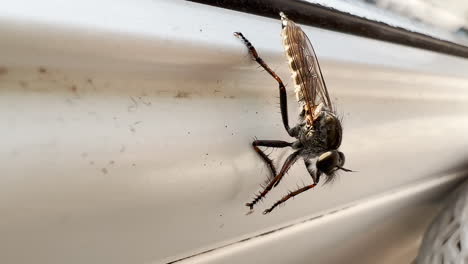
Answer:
[317, 150, 345, 175]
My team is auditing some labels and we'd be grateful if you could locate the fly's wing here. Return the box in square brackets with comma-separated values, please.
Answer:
[281, 13, 334, 122]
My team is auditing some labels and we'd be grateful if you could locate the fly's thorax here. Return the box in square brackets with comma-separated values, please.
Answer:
[298, 111, 342, 150]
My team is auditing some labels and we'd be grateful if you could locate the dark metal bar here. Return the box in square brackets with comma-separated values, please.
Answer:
[187, 0, 468, 59]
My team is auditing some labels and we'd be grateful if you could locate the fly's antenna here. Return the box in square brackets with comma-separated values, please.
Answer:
[339, 167, 355, 172]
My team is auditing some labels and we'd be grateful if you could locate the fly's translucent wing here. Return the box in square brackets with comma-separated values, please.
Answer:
[280, 12, 334, 123]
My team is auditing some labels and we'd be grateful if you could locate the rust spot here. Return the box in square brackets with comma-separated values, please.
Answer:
[38, 67, 47, 74]
[70, 85, 78, 93]
[101, 168, 108, 174]
[0, 67, 8, 75]
[174, 91, 190, 98]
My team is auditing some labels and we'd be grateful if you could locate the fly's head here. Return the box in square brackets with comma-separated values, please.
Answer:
[316, 150, 352, 177]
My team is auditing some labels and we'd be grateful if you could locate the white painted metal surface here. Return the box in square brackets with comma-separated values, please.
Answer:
[1, 1, 468, 263]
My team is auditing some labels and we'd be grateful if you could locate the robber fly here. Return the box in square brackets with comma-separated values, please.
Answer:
[234, 12, 352, 214]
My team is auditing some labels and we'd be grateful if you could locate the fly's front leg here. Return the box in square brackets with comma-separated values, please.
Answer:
[264, 184, 317, 214]
[262, 159, 320, 214]
[246, 150, 301, 210]
[304, 159, 321, 185]
[252, 140, 293, 180]
[234, 32, 297, 137]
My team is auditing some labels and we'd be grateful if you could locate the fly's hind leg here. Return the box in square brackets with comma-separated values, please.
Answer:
[252, 140, 293, 180]
[234, 32, 297, 137]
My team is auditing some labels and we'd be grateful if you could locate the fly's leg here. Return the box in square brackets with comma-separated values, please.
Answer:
[263, 184, 317, 214]
[252, 140, 293, 180]
[246, 150, 301, 210]
[304, 159, 321, 185]
[234, 32, 297, 137]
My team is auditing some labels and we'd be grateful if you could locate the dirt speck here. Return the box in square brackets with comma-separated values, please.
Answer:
[139, 97, 152, 106]
[19, 81, 28, 88]
[0, 67, 8, 75]
[89, 161, 95, 165]
[109, 160, 115, 165]
[219, 223, 224, 228]
[174, 91, 190, 98]
[86, 78, 93, 84]
[128, 96, 138, 112]
[38, 67, 47, 74]
[101, 168, 108, 174]
[199, 29, 203, 32]
[187, 131, 191, 135]
[120, 145, 126, 153]
[224, 125, 227, 128]
[81, 152, 88, 158]
[132, 163, 136, 167]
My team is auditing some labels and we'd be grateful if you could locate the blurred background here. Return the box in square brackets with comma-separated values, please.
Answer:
[361, 0, 468, 38]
